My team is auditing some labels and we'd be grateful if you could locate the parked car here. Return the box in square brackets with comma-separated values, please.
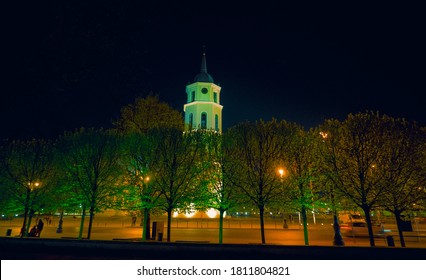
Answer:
[340, 221, 389, 237]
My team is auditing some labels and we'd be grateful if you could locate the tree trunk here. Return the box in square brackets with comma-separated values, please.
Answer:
[26, 210, 34, 236]
[21, 191, 31, 237]
[332, 212, 345, 246]
[142, 208, 149, 241]
[146, 211, 151, 239]
[78, 207, 86, 240]
[21, 206, 29, 237]
[394, 211, 406, 247]
[301, 204, 309, 245]
[259, 205, 265, 244]
[56, 210, 64, 233]
[219, 208, 225, 244]
[87, 205, 95, 240]
[167, 208, 172, 242]
[362, 207, 375, 246]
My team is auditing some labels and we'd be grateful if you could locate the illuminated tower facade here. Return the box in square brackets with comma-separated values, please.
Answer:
[184, 52, 223, 132]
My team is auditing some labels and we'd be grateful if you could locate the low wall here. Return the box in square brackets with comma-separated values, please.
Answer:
[1, 237, 424, 260]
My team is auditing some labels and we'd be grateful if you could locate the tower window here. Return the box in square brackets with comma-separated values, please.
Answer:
[201, 88, 208, 94]
[191, 91, 195, 102]
[214, 92, 217, 103]
[189, 113, 193, 129]
[215, 114, 219, 131]
[201, 113, 207, 129]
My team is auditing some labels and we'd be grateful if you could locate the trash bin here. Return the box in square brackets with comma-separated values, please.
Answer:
[6, 229, 12, 236]
[158, 232, 163, 241]
[386, 235, 395, 247]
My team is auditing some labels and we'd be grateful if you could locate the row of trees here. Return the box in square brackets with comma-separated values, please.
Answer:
[1, 96, 425, 247]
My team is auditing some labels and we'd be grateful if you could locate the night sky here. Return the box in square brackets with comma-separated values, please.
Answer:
[2, 2, 425, 140]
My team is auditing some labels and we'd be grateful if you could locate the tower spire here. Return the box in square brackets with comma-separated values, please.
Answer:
[200, 45, 207, 73]
[184, 48, 222, 132]
[193, 46, 214, 83]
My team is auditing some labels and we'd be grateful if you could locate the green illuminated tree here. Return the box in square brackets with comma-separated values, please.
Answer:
[114, 95, 184, 134]
[225, 119, 293, 244]
[198, 130, 243, 244]
[0, 139, 57, 237]
[149, 128, 203, 242]
[320, 112, 390, 246]
[59, 128, 124, 239]
[114, 95, 184, 239]
[117, 133, 161, 240]
[284, 127, 321, 245]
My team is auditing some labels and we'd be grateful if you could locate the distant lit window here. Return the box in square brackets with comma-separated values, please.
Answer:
[201, 113, 207, 129]
[215, 114, 219, 131]
[214, 92, 217, 103]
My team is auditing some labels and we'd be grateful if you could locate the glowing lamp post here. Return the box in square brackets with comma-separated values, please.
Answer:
[22, 182, 41, 237]
[277, 168, 289, 229]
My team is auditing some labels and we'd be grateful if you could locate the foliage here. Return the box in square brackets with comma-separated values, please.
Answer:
[283, 127, 322, 245]
[376, 117, 426, 246]
[320, 112, 394, 246]
[148, 128, 203, 241]
[0, 139, 57, 235]
[224, 119, 295, 244]
[114, 95, 184, 134]
[59, 128, 124, 239]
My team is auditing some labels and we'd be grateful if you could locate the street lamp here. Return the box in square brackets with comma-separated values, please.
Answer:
[277, 168, 289, 229]
[22, 181, 41, 237]
[142, 175, 151, 241]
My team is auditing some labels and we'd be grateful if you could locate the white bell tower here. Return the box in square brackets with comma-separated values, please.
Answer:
[184, 51, 223, 132]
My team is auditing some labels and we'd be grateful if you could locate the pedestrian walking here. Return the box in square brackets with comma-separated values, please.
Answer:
[36, 219, 44, 237]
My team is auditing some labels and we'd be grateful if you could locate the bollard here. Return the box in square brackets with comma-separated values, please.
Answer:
[386, 235, 395, 247]
[6, 229, 12, 236]
[283, 219, 288, 229]
[151, 222, 157, 240]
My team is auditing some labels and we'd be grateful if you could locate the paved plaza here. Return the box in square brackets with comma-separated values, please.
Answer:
[2, 214, 426, 248]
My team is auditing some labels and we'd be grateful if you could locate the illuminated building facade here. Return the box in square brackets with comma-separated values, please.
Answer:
[184, 52, 223, 132]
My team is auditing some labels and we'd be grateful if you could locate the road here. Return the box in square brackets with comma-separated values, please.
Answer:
[1, 215, 425, 248]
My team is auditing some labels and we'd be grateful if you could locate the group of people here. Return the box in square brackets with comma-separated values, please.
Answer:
[24, 218, 45, 237]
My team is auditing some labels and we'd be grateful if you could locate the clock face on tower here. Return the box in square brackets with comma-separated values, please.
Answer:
[201, 87, 208, 94]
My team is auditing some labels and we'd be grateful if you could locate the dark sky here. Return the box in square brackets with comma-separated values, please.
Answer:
[2, 2, 425, 140]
